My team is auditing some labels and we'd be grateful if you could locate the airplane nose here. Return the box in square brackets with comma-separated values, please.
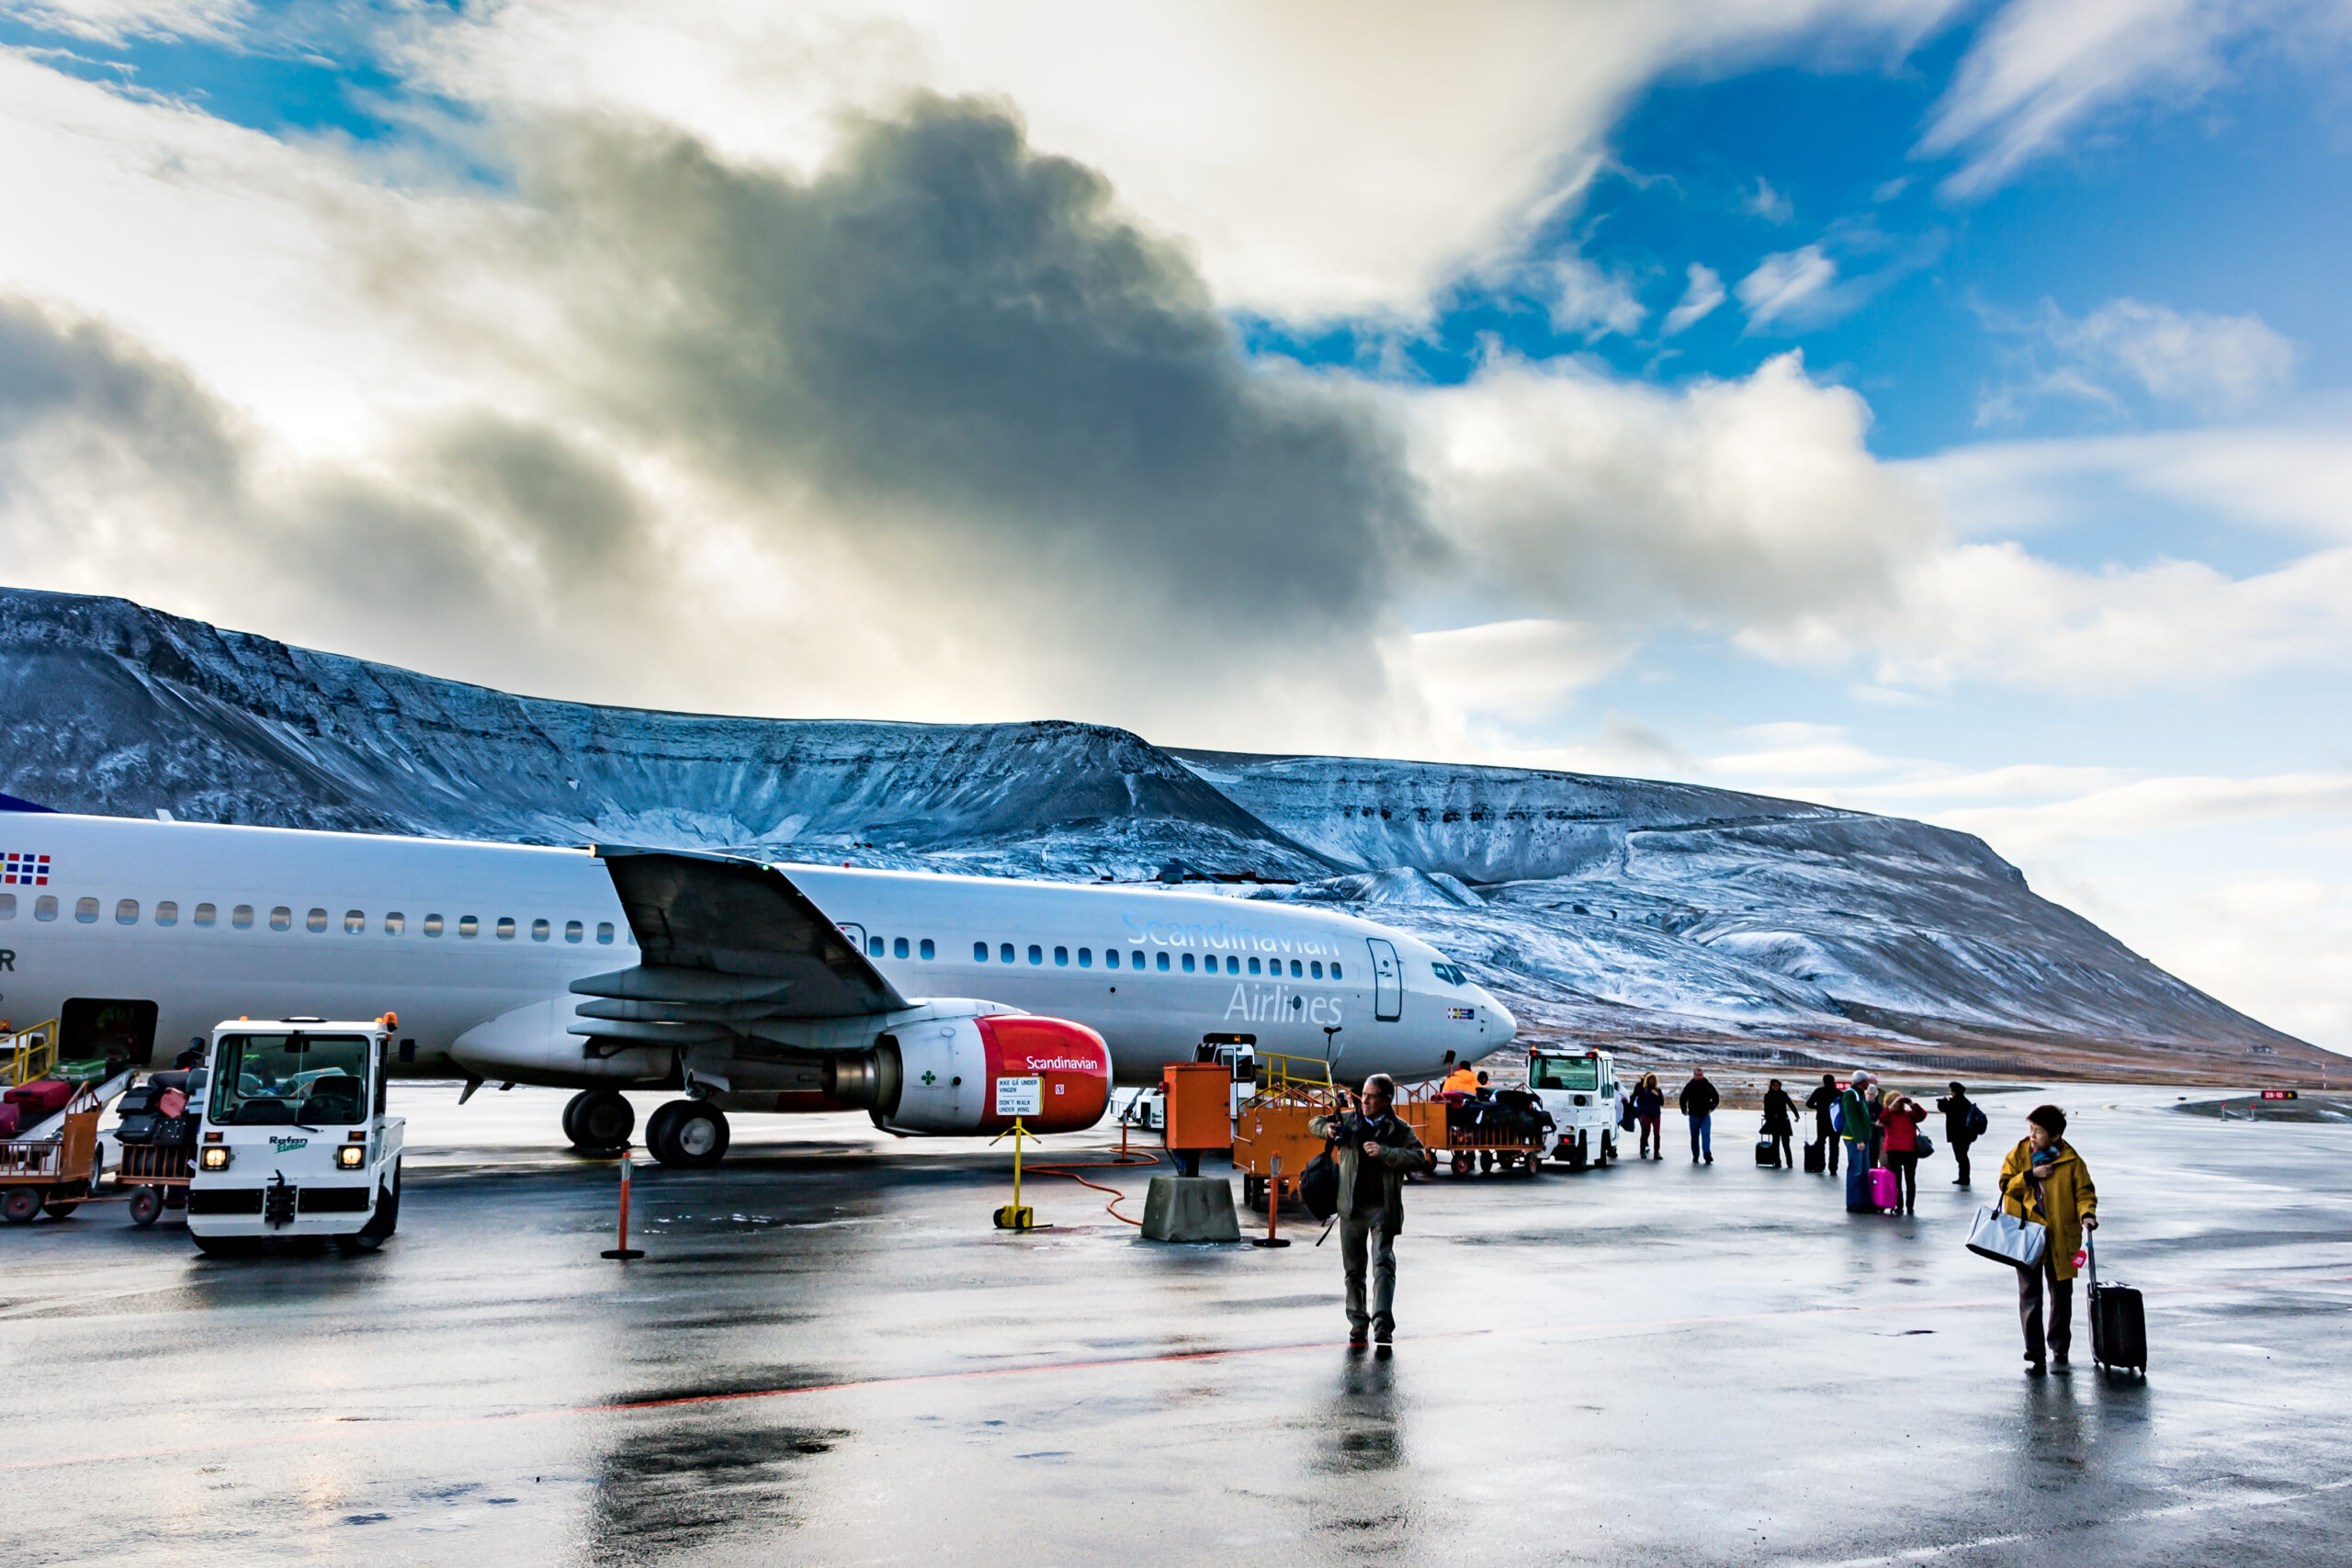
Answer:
[1485, 991, 1517, 1044]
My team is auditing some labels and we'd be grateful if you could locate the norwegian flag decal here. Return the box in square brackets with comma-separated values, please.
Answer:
[3, 852, 51, 886]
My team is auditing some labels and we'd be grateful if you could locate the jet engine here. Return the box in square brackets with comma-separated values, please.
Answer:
[824, 1015, 1110, 1135]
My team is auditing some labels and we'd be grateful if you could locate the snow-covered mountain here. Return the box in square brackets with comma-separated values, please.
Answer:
[1, 586, 2322, 1080]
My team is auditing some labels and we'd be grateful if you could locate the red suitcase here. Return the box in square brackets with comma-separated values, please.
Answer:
[5, 1079, 74, 1114]
[1869, 1167, 1902, 1210]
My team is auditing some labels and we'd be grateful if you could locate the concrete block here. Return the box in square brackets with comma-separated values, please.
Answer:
[1140, 1176, 1240, 1243]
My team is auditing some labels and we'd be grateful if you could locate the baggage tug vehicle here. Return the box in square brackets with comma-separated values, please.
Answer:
[1526, 1045, 1619, 1168]
[187, 1016, 404, 1255]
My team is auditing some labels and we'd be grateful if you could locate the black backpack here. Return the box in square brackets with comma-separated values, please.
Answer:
[1966, 1102, 1989, 1139]
[1299, 1115, 1344, 1221]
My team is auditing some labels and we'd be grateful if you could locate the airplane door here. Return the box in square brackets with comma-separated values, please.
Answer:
[837, 923, 869, 956]
[1367, 940, 1402, 1022]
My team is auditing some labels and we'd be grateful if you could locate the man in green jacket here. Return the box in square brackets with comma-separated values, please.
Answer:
[1839, 1071, 1878, 1213]
[1309, 1073, 1429, 1348]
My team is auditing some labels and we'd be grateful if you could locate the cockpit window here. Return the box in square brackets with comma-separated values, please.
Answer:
[208, 1032, 371, 1126]
[1529, 1055, 1600, 1091]
[1431, 962, 1468, 986]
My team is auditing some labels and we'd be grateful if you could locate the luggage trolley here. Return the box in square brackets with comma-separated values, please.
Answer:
[1399, 1084, 1552, 1178]
[0, 1105, 102, 1224]
[1231, 1053, 1349, 1212]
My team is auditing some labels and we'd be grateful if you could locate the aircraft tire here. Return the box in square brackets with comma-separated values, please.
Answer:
[650, 1101, 729, 1168]
[569, 1091, 635, 1152]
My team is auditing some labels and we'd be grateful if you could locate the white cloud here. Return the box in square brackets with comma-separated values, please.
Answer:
[1742, 175, 1796, 221]
[1735, 243, 1840, 328]
[382, 0, 1969, 322]
[1919, 0, 2348, 197]
[1542, 254, 1647, 339]
[1661, 262, 1726, 334]
[4, 0, 250, 44]
[1401, 618, 1634, 726]
[2053, 297, 2296, 411]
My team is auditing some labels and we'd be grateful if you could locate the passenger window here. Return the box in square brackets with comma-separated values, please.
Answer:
[35, 895, 58, 921]
[596, 921, 614, 944]
[565, 920, 582, 942]
[155, 900, 178, 926]
[424, 914, 444, 937]
[117, 898, 141, 925]
[1028, 944, 1043, 965]
[77, 897, 100, 923]
[1311, 961, 1323, 978]
[496, 917, 516, 940]
[1078, 947, 1091, 967]
[974, 941, 989, 962]
[387, 912, 406, 935]
[1055, 946, 1069, 966]
[1291, 960, 1303, 977]
[307, 908, 328, 933]
[1249, 957, 1261, 976]
[894, 937, 910, 959]
[458, 916, 479, 938]
[1136, 952, 1148, 970]
[1001, 943, 1015, 964]
[868, 935, 885, 958]
[232, 905, 254, 930]
[195, 903, 217, 927]
[1332, 962, 1343, 979]
[920, 939, 934, 960]
[1104, 949, 1119, 969]
[345, 909, 366, 934]
[1182, 953, 1195, 973]
[532, 919, 550, 942]
[270, 907, 292, 931]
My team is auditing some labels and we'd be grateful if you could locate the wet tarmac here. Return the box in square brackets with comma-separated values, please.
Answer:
[3, 1081, 2348, 1565]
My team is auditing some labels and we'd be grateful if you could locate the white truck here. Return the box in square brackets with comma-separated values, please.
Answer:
[1527, 1045, 1618, 1169]
[187, 1017, 404, 1256]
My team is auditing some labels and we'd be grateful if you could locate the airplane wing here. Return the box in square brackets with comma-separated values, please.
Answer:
[570, 849, 910, 1037]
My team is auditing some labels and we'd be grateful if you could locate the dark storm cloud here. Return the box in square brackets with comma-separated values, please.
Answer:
[515, 96, 1435, 635]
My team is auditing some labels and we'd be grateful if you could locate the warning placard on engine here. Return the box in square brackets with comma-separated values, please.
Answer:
[994, 1076, 1042, 1116]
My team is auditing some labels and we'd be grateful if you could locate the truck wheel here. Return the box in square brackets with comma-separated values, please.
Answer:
[43, 1181, 88, 1220]
[1522, 1151, 1543, 1176]
[1450, 1151, 1472, 1178]
[129, 1187, 165, 1227]
[337, 1159, 401, 1254]
[569, 1091, 635, 1152]
[3, 1187, 45, 1224]
[651, 1101, 729, 1168]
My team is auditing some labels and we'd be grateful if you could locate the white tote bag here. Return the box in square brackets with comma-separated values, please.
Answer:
[1965, 1204, 2047, 1268]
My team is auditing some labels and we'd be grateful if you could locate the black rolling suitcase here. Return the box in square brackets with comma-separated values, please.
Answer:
[2086, 1235, 2146, 1375]
[1803, 1139, 1826, 1174]
[1754, 1134, 1780, 1168]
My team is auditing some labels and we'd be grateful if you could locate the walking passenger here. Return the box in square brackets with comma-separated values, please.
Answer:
[1307, 1073, 1429, 1348]
[1936, 1081, 1983, 1187]
[1633, 1072, 1665, 1160]
[1998, 1105, 2098, 1375]
[1838, 1072, 1877, 1212]
[1679, 1067, 1720, 1164]
[1878, 1092, 1928, 1214]
[1804, 1073, 1840, 1174]
[1760, 1077, 1797, 1169]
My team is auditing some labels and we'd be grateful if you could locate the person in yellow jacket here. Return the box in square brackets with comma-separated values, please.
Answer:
[1998, 1104, 2098, 1375]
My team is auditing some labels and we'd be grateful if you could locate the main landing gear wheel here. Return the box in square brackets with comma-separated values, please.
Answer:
[648, 1100, 730, 1168]
[564, 1090, 636, 1153]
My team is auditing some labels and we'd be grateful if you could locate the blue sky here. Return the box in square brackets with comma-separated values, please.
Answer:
[0, 0, 2346, 1047]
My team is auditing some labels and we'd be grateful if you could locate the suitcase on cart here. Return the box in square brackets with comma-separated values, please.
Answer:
[1869, 1167, 1902, 1210]
[117, 1085, 160, 1117]
[2086, 1236, 2146, 1374]
[1755, 1134, 1780, 1168]
[1803, 1138, 1826, 1173]
[118, 1111, 159, 1144]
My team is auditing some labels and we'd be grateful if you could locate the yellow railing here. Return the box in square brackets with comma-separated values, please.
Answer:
[4, 1019, 59, 1089]
[1240, 1050, 1340, 1110]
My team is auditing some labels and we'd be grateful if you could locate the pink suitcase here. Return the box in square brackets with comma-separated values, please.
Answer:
[1870, 1167, 1902, 1210]
[5, 1080, 73, 1114]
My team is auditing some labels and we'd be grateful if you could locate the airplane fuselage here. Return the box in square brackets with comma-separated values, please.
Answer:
[0, 814, 1512, 1094]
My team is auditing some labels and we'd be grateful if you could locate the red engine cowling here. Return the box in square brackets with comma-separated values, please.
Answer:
[831, 1014, 1111, 1135]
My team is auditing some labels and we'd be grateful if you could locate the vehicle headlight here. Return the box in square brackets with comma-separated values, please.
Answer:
[336, 1144, 366, 1168]
[198, 1145, 232, 1170]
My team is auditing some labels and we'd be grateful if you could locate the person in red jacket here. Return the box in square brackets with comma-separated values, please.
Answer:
[1878, 1093, 1928, 1214]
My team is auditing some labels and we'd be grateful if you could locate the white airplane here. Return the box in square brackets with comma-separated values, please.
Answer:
[0, 812, 1515, 1165]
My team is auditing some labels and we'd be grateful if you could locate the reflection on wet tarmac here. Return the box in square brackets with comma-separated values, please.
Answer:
[2, 1083, 2349, 1565]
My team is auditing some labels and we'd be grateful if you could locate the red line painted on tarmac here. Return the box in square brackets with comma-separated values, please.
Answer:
[7, 1269, 2347, 1476]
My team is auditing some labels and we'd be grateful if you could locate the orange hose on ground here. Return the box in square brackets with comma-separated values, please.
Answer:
[1024, 1147, 1160, 1225]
